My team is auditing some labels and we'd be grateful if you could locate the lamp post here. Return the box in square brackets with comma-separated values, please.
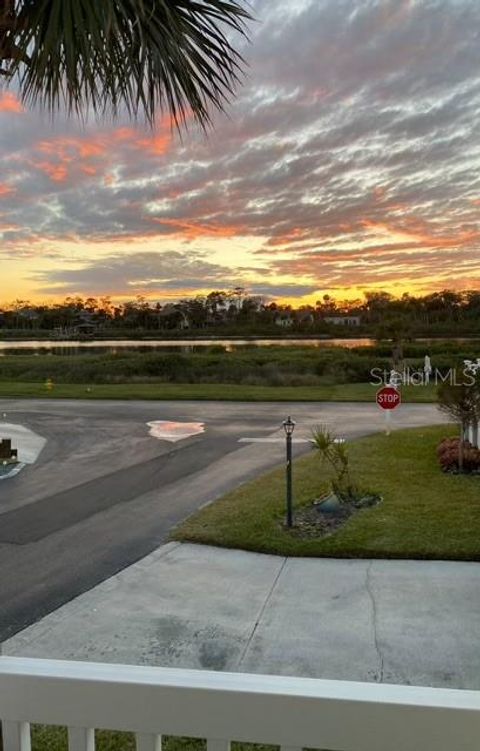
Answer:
[282, 416, 296, 528]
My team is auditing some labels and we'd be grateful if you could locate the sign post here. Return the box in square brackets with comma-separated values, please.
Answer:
[376, 385, 401, 435]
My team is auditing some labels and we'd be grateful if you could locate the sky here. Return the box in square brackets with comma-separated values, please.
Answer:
[1, 0, 480, 307]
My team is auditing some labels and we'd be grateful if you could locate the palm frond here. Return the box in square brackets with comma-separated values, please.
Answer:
[0, 0, 252, 127]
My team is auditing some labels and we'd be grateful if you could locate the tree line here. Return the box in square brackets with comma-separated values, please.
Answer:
[1, 288, 480, 337]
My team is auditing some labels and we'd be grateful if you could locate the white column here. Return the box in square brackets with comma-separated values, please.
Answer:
[207, 739, 230, 751]
[136, 734, 162, 751]
[67, 727, 95, 751]
[2, 721, 31, 751]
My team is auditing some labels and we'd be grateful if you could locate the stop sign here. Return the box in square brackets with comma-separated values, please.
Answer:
[376, 386, 401, 410]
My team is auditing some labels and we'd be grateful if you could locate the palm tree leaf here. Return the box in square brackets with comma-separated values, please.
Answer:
[1, 0, 252, 127]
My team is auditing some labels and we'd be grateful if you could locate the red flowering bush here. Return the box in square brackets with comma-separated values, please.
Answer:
[437, 437, 480, 473]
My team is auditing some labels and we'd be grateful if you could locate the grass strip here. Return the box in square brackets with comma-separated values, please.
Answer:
[173, 425, 480, 560]
[0, 381, 437, 402]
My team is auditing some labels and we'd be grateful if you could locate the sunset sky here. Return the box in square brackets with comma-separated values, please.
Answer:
[1, 0, 480, 306]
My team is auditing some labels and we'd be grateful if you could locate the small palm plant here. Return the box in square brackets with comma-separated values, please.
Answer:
[311, 426, 360, 504]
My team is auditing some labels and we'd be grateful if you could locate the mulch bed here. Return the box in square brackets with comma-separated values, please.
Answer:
[285, 495, 381, 539]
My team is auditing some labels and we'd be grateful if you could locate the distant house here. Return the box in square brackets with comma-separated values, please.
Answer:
[53, 322, 98, 340]
[157, 306, 190, 330]
[297, 312, 315, 326]
[323, 315, 361, 327]
[74, 322, 97, 339]
[274, 313, 294, 328]
[52, 310, 102, 340]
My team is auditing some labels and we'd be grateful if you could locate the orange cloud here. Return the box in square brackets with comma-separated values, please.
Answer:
[362, 218, 480, 249]
[34, 161, 69, 183]
[267, 228, 310, 246]
[153, 217, 246, 239]
[134, 113, 177, 154]
[32, 135, 108, 183]
[0, 92, 23, 113]
[0, 183, 14, 197]
[81, 165, 98, 176]
[111, 127, 138, 143]
[29, 124, 174, 184]
[78, 142, 104, 158]
[112, 125, 172, 155]
[136, 133, 170, 156]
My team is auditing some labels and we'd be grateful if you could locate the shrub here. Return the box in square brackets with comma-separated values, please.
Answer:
[437, 437, 480, 473]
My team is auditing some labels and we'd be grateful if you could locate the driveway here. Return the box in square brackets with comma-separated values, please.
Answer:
[5, 542, 479, 690]
[0, 399, 448, 640]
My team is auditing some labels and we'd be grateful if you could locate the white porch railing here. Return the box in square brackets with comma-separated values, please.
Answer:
[1, 657, 480, 751]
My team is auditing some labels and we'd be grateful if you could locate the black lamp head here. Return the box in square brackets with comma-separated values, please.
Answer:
[282, 416, 296, 436]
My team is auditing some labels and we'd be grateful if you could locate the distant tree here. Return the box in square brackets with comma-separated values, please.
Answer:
[315, 294, 336, 315]
[363, 291, 394, 325]
[437, 377, 480, 472]
[1, 287, 480, 335]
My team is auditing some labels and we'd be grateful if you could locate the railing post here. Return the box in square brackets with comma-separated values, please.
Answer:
[136, 734, 162, 751]
[207, 739, 231, 751]
[2, 721, 31, 751]
[67, 727, 95, 751]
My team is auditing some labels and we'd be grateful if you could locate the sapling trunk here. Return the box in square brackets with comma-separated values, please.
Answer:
[459, 422, 465, 472]
[473, 420, 479, 449]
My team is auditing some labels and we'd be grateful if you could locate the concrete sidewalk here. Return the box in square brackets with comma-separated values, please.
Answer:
[4, 543, 480, 689]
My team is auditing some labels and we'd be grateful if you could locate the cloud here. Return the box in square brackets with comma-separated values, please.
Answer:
[31, 250, 237, 296]
[2, 0, 480, 301]
[249, 282, 318, 298]
[0, 92, 23, 113]
[0, 183, 14, 197]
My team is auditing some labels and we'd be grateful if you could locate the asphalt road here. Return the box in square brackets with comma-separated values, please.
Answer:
[0, 399, 447, 641]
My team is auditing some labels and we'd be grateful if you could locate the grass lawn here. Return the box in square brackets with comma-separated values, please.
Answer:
[173, 425, 480, 560]
[0, 381, 436, 402]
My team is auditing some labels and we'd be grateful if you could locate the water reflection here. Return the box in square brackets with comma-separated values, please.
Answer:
[0, 338, 376, 356]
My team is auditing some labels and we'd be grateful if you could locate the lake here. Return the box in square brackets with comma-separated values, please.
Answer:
[0, 338, 376, 355]
[0, 337, 476, 356]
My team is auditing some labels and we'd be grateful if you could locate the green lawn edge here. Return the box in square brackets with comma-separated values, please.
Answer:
[0, 381, 436, 402]
[172, 425, 480, 561]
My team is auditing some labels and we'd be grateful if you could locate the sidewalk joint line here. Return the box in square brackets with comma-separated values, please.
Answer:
[366, 559, 385, 683]
[236, 556, 288, 668]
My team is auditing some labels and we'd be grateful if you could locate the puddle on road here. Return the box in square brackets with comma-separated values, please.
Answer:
[147, 421, 205, 443]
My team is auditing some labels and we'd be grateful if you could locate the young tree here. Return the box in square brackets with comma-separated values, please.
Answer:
[0, 0, 250, 127]
[437, 375, 480, 472]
